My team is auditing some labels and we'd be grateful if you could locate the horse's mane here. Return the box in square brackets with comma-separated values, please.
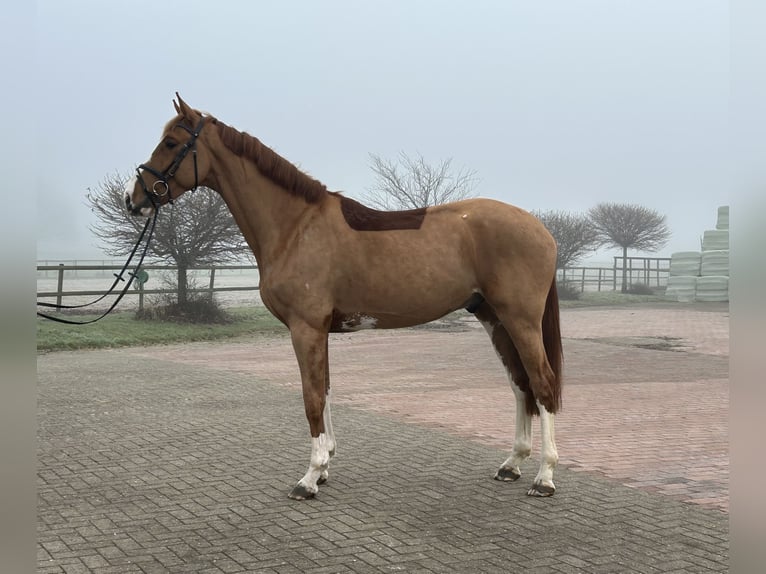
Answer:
[209, 116, 330, 204]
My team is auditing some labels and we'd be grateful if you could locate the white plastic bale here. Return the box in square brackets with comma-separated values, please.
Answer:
[700, 250, 729, 276]
[695, 276, 729, 302]
[666, 275, 697, 302]
[716, 205, 729, 230]
[702, 229, 729, 251]
[669, 251, 701, 276]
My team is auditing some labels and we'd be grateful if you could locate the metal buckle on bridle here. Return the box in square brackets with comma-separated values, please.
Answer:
[152, 180, 169, 198]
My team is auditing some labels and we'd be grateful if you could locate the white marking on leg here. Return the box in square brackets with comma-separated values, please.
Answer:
[324, 389, 336, 458]
[501, 382, 533, 474]
[531, 401, 558, 493]
[479, 319, 533, 478]
[319, 390, 336, 483]
[297, 433, 330, 494]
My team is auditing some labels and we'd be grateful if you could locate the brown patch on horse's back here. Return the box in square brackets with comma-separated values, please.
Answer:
[340, 197, 426, 232]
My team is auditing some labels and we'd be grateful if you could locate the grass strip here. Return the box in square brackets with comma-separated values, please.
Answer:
[37, 292, 674, 353]
[37, 306, 287, 353]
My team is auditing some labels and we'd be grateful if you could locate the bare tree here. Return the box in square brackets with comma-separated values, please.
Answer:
[87, 172, 249, 306]
[588, 202, 671, 292]
[533, 210, 601, 269]
[362, 151, 479, 210]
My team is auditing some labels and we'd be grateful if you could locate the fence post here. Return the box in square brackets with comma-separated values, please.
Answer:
[138, 282, 144, 312]
[644, 258, 649, 285]
[655, 260, 661, 287]
[208, 266, 216, 298]
[580, 268, 586, 292]
[597, 268, 602, 292]
[56, 264, 65, 308]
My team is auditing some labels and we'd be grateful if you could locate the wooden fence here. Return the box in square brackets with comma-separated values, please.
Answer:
[557, 256, 671, 292]
[38, 256, 672, 309]
[37, 263, 259, 311]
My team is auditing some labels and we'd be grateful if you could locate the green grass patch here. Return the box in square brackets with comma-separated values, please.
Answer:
[559, 290, 668, 308]
[38, 292, 674, 353]
[37, 306, 287, 353]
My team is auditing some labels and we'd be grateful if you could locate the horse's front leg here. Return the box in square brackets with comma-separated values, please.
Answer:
[288, 321, 334, 500]
[317, 336, 336, 485]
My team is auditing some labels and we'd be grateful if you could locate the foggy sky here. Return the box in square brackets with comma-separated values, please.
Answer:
[33, 0, 729, 262]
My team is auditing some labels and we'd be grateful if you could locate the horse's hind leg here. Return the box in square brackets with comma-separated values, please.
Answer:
[501, 311, 559, 496]
[529, 399, 557, 497]
[475, 303, 534, 483]
[477, 301, 559, 496]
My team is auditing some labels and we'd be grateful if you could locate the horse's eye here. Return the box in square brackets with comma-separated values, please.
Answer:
[164, 139, 178, 149]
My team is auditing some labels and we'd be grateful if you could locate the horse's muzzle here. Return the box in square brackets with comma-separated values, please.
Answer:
[124, 175, 156, 217]
[125, 195, 144, 216]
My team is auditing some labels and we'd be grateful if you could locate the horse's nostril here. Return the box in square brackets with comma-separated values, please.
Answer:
[125, 195, 142, 216]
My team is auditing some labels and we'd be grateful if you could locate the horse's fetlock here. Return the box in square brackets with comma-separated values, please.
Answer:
[515, 445, 532, 459]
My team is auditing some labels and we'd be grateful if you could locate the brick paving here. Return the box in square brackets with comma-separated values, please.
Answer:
[38, 303, 729, 572]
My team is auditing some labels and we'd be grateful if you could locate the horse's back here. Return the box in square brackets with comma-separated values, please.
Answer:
[429, 198, 556, 262]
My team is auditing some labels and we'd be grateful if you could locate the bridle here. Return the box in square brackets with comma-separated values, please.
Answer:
[37, 116, 206, 325]
[132, 116, 206, 211]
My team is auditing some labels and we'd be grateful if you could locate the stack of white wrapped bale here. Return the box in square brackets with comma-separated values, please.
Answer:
[666, 206, 729, 302]
[666, 252, 700, 302]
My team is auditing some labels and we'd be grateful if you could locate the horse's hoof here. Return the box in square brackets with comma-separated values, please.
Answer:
[494, 467, 522, 482]
[317, 475, 328, 485]
[288, 484, 316, 500]
[527, 483, 555, 497]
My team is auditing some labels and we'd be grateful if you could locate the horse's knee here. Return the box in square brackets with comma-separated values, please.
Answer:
[302, 393, 326, 435]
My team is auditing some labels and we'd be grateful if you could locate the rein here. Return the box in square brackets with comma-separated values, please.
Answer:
[38, 115, 205, 325]
[36, 211, 158, 325]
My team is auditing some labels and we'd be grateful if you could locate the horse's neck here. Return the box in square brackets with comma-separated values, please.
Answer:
[209, 159, 311, 271]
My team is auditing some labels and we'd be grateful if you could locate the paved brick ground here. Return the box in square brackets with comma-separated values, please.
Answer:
[38, 304, 729, 572]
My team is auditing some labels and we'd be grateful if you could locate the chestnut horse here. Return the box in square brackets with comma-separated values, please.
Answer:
[125, 94, 563, 500]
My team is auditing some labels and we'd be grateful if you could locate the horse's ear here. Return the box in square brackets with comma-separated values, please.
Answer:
[174, 92, 192, 117]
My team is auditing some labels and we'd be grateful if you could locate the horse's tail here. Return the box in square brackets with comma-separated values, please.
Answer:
[542, 278, 563, 413]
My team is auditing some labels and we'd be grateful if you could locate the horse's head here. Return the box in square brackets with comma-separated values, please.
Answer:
[125, 93, 212, 216]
